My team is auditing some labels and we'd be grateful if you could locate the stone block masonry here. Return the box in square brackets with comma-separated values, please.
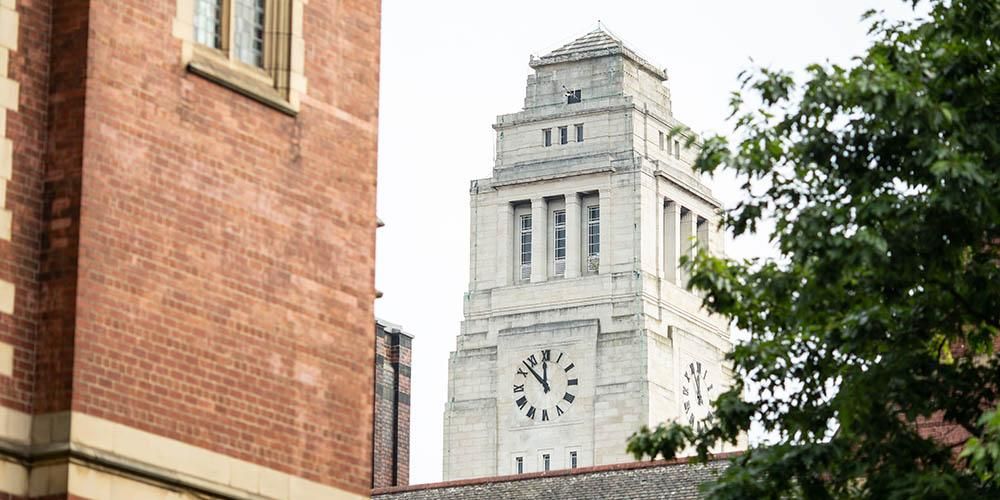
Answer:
[443, 28, 745, 481]
[0, 0, 382, 498]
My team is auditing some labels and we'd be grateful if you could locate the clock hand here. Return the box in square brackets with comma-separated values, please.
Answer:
[694, 372, 703, 405]
[542, 362, 548, 392]
[522, 361, 550, 392]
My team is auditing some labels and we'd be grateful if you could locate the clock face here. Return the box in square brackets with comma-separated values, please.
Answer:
[512, 349, 578, 422]
[680, 360, 714, 430]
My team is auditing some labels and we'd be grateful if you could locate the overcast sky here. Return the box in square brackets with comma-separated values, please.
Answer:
[375, 0, 925, 485]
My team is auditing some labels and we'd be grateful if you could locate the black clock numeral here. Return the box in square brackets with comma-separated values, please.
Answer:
[526, 406, 536, 419]
[516, 396, 527, 410]
[567, 378, 578, 386]
[542, 409, 549, 421]
[707, 384, 714, 392]
[564, 363, 575, 373]
[556, 352, 564, 363]
[513, 384, 524, 393]
[516, 368, 528, 378]
[556, 405, 564, 416]
[682, 386, 689, 396]
[563, 392, 575, 404]
[684, 372, 690, 383]
[688, 414, 695, 426]
[526, 355, 538, 366]
[683, 401, 690, 412]
[542, 349, 551, 361]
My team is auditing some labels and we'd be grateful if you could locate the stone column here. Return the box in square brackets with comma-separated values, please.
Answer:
[696, 215, 710, 254]
[598, 190, 611, 274]
[564, 193, 581, 278]
[496, 202, 512, 287]
[679, 208, 698, 286]
[664, 200, 680, 283]
[530, 197, 548, 283]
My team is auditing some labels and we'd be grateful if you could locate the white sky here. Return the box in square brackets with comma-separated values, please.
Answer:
[375, 0, 923, 485]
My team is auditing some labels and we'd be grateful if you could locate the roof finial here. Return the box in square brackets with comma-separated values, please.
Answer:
[597, 19, 602, 31]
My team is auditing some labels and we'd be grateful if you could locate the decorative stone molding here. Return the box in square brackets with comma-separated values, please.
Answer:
[0, 410, 365, 499]
[0, 0, 17, 317]
[172, 0, 308, 115]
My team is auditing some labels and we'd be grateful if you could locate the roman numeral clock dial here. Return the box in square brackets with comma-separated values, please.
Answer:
[680, 361, 714, 431]
[512, 349, 578, 422]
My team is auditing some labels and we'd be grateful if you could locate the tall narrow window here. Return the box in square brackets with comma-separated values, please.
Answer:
[575, 124, 584, 142]
[570, 451, 578, 469]
[520, 215, 532, 280]
[659, 131, 665, 150]
[515, 456, 524, 474]
[194, 0, 223, 49]
[542, 454, 551, 471]
[587, 205, 600, 272]
[673, 139, 681, 158]
[233, 0, 265, 67]
[559, 126, 568, 145]
[553, 210, 566, 276]
[543, 129, 552, 147]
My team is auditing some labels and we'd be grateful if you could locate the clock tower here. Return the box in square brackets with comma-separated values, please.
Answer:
[443, 28, 743, 480]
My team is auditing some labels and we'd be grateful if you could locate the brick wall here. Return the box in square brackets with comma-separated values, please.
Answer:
[915, 336, 1000, 451]
[0, 0, 382, 497]
[373, 319, 412, 488]
[1, 0, 52, 418]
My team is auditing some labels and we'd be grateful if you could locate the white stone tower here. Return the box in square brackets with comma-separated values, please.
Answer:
[442, 29, 740, 481]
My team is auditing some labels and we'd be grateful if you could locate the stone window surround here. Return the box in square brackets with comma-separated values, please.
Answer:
[663, 199, 711, 287]
[540, 121, 585, 147]
[173, 0, 307, 115]
[504, 190, 609, 286]
[567, 447, 580, 469]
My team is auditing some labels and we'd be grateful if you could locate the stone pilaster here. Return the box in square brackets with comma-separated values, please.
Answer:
[679, 208, 698, 286]
[496, 202, 512, 287]
[530, 197, 547, 282]
[598, 190, 611, 274]
[663, 200, 681, 284]
[564, 193, 581, 278]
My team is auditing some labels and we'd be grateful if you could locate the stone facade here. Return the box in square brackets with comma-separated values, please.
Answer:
[0, 0, 381, 498]
[442, 29, 744, 481]
[374, 319, 412, 488]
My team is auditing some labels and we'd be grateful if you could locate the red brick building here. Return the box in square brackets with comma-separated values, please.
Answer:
[0, 0, 381, 498]
[373, 318, 411, 488]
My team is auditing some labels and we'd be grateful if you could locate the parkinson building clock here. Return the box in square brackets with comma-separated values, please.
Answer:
[513, 349, 578, 422]
[680, 360, 714, 430]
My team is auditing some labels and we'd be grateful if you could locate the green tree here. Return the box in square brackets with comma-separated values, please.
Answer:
[627, 1, 1000, 497]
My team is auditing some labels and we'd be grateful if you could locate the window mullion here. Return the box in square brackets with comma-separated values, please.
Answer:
[223, 0, 234, 59]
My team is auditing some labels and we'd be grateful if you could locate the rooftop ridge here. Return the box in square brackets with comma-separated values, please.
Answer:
[528, 27, 669, 81]
[372, 452, 742, 496]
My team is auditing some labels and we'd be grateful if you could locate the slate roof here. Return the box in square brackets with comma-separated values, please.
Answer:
[373, 455, 736, 500]
[541, 28, 623, 60]
[529, 28, 668, 81]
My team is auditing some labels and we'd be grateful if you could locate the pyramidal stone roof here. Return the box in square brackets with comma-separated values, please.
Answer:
[529, 28, 668, 81]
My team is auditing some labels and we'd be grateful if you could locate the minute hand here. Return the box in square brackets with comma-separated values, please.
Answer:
[523, 361, 550, 392]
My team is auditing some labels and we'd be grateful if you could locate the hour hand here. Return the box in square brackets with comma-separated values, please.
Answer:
[522, 361, 550, 392]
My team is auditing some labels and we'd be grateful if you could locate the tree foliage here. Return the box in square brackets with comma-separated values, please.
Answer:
[628, 1, 1000, 497]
